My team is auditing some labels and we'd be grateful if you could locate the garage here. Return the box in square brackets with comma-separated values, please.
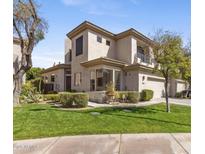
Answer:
[176, 80, 187, 92]
[142, 76, 165, 98]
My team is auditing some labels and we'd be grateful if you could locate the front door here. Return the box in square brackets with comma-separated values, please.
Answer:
[65, 76, 71, 91]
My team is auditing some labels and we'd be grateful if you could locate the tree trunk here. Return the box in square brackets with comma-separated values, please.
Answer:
[13, 71, 25, 105]
[164, 77, 170, 112]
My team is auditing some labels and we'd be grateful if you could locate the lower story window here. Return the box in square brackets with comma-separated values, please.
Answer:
[74, 72, 82, 86]
[51, 74, 55, 82]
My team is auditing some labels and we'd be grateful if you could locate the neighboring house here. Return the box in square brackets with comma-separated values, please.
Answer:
[13, 37, 25, 83]
[41, 63, 71, 92]
[42, 21, 187, 99]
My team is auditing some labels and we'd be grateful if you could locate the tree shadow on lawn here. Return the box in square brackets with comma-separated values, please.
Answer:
[54, 106, 190, 127]
[102, 112, 191, 127]
[29, 108, 47, 111]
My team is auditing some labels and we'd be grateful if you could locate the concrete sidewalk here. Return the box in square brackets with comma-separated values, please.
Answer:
[88, 98, 191, 108]
[14, 133, 190, 154]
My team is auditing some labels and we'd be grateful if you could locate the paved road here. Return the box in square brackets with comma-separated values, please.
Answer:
[14, 133, 190, 154]
[88, 98, 191, 108]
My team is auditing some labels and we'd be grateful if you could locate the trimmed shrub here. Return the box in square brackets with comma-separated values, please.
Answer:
[117, 91, 140, 103]
[140, 89, 154, 101]
[72, 93, 89, 107]
[118, 91, 129, 101]
[59, 92, 73, 107]
[59, 92, 88, 108]
[43, 94, 60, 102]
[127, 91, 140, 103]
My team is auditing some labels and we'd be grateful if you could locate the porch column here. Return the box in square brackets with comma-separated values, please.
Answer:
[112, 69, 115, 86]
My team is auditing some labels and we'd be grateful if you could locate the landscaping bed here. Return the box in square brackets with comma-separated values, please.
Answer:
[14, 103, 191, 140]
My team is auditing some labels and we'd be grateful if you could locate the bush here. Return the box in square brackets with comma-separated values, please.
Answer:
[127, 91, 140, 103]
[43, 94, 60, 102]
[20, 82, 41, 104]
[116, 91, 140, 103]
[117, 91, 128, 100]
[59, 92, 73, 107]
[72, 93, 89, 107]
[59, 92, 88, 108]
[30, 78, 44, 93]
[140, 89, 154, 101]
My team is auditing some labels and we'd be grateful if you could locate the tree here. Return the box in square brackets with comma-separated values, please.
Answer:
[152, 30, 185, 112]
[26, 67, 44, 80]
[181, 41, 191, 89]
[13, 0, 48, 104]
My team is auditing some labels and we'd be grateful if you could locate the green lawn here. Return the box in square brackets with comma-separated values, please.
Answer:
[14, 103, 191, 140]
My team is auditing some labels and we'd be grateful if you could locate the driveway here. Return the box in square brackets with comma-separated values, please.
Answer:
[88, 98, 191, 108]
[14, 133, 191, 154]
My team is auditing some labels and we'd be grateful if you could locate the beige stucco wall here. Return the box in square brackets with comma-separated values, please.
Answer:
[64, 38, 72, 64]
[42, 69, 65, 92]
[124, 70, 139, 91]
[87, 30, 116, 60]
[131, 37, 137, 64]
[116, 36, 132, 64]
[71, 30, 90, 91]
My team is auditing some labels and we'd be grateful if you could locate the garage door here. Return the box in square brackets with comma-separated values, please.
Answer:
[177, 82, 186, 92]
[144, 77, 165, 98]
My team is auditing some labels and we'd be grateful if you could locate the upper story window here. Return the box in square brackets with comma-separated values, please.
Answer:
[51, 74, 55, 82]
[76, 36, 83, 56]
[97, 36, 102, 43]
[137, 46, 145, 55]
[74, 72, 82, 86]
[106, 40, 110, 46]
[69, 49, 72, 61]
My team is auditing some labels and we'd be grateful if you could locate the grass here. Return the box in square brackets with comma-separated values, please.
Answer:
[14, 103, 191, 140]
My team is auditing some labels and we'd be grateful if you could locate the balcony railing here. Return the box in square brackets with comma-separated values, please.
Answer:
[136, 52, 152, 64]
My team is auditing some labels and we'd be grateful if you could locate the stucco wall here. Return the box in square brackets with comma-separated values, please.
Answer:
[87, 30, 116, 60]
[131, 37, 137, 64]
[71, 30, 90, 91]
[42, 69, 65, 92]
[116, 36, 132, 64]
[64, 38, 72, 64]
[124, 71, 139, 91]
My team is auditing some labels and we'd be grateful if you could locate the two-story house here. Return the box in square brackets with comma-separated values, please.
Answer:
[42, 21, 187, 99]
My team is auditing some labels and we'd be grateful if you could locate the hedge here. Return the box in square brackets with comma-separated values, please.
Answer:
[116, 91, 140, 103]
[127, 91, 140, 103]
[59, 92, 88, 108]
[140, 89, 154, 101]
[43, 94, 60, 102]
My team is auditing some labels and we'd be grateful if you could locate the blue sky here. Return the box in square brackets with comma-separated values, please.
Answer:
[33, 0, 191, 68]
